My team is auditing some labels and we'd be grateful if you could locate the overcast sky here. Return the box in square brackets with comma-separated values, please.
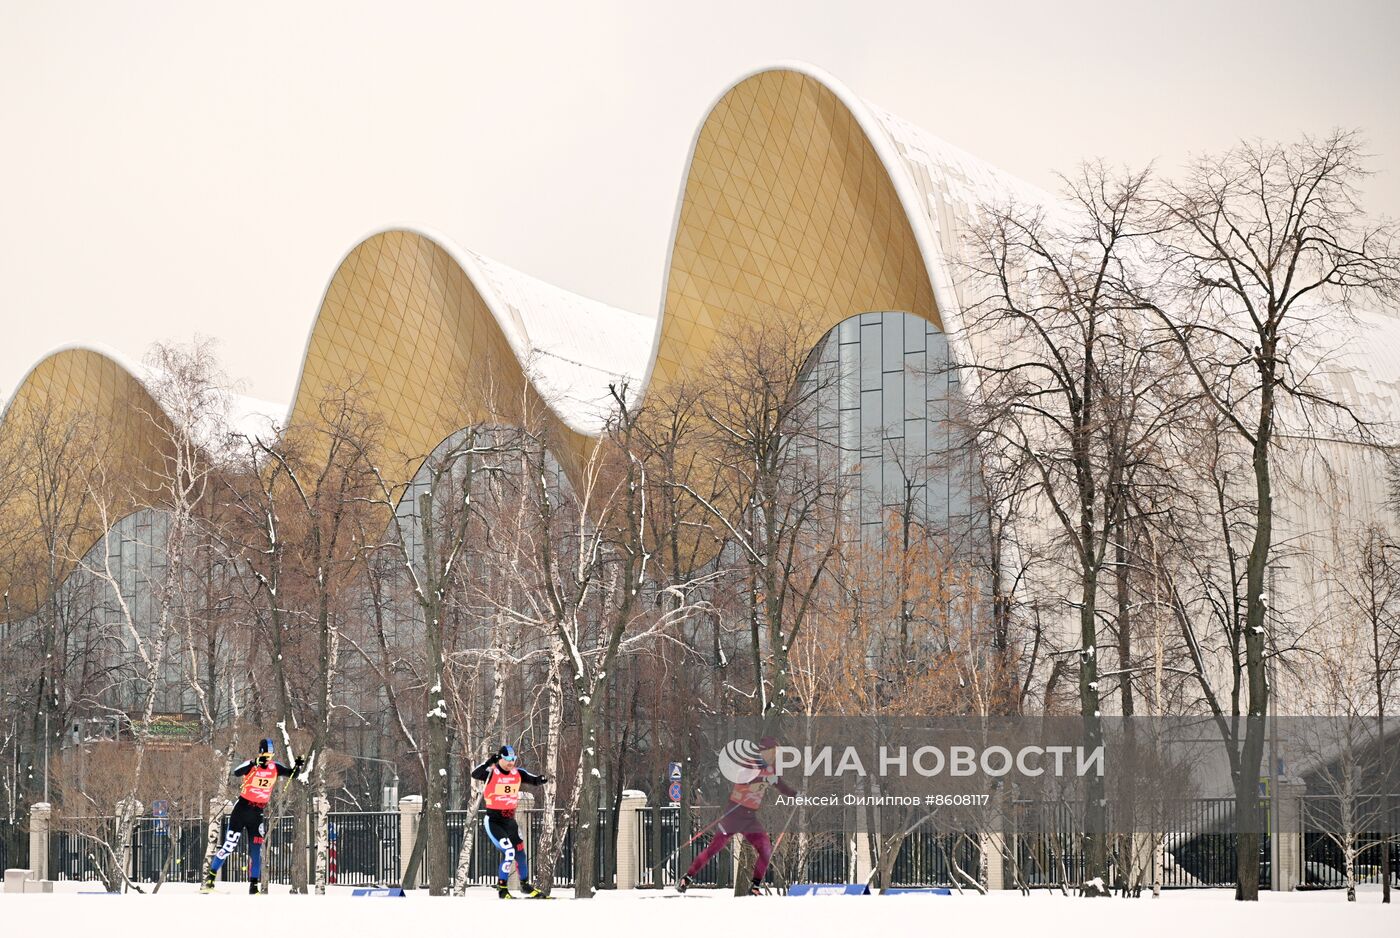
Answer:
[3, 0, 1397, 408]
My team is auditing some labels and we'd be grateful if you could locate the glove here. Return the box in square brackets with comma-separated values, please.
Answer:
[487, 753, 500, 765]
[537, 776, 550, 785]
[293, 757, 306, 774]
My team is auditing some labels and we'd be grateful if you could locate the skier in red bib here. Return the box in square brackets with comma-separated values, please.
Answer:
[202, 738, 303, 894]
[472, 744, 549, 898]
[678, 736, 795, 896]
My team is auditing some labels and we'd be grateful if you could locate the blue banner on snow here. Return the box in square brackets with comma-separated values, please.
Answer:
[787, 883, 870, 896]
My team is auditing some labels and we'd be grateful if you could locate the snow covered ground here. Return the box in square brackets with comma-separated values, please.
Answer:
[2, 883, 1394, 937]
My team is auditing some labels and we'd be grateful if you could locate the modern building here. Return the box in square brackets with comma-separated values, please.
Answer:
[2, 63, 1397, 726]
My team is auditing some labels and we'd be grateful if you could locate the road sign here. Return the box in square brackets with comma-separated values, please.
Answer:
[668, 761, 682, 781]
[668, 781, 682, 804]
[151, 799, 170, 835]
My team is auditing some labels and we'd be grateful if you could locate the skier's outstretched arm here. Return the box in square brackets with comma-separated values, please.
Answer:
[519, 768, 548, 786]
[231, 760, 254, 777]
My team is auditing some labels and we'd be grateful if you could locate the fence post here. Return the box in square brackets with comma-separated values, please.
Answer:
[854, 831, 873, 885]
[398, 796, 421, 887]
[982, 784, 1007, 890]
[615, 790, 646, 890]
[679, 776, 691, 883]
[29, 802, 51, 881]
[1273, 779, 1305, 891]
[982, 831, 1007, 890]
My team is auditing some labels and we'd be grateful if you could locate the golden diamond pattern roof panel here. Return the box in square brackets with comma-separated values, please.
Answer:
[0, 347, 176, 612]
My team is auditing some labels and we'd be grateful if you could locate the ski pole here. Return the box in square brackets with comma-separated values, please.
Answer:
[661, 801, 743, 870]
[766, 803, 800, 893]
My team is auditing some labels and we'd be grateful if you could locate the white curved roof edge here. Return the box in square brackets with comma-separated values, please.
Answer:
[284, 222, 652, 439]
[0, 340, 151, 425]
[0, 340, 286, 448]
[640, 60, 1004, 399]
[459, 246, 655, 431]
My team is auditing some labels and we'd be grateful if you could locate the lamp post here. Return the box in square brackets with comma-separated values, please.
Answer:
[348, 755, 400, 810]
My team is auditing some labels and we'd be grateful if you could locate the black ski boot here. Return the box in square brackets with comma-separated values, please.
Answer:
[200, 868, 216, 894]
[748, 878, 763, 896]
[497, 880, 515, 899]
[249, 879, 261, 895]
[519, 881, 550, 899]
[676, 875, 691, 894]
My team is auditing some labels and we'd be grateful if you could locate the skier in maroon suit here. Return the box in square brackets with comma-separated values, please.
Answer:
[678, 736, 796, 895]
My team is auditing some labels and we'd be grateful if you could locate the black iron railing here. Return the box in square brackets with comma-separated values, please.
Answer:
[32, 794, 1400, 891]
[637, 805, 731, 888]
[445, 807, 613, 889]
[328, 811, 399, 885]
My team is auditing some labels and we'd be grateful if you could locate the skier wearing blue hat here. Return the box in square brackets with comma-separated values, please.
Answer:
[471, 744, 549, 898]
[201, 738, 304, 894]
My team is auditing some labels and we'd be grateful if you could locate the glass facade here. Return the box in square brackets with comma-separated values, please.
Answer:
[805, 311, 978, 550]
[10, 508, 195, 718]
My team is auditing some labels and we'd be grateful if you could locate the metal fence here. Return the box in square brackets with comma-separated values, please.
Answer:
[446, 807, 613, 889]
[636, 806, 852, 890]
[328, 811, 399, 885]
[50, 814, 303, 885]
[1301, 795, 1400, 888]
[49, 818, 115, 882]
[636, 805, 731, 888]
[31, 795, 1400, 891]
[1011, 799, 1116, 888]
[1008, 797, 1277, 890]
[1153, 798, 1269, 888]
[47, 807, 614, 889]
[773, 831, 851, 885]
[0, 819, 28, 871]
[130, 817, 207, 883]
[45, 811, 399, 887]
[891, 828, 980, 887]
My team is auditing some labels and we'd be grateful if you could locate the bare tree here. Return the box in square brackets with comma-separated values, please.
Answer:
[1298, 557, 1391, 903]
[961, 163, 1183, 892]
[0, 391, 103, 846]
[74, 490, 168, 890]
[220, 387, 375, 892]
[1149, 130, 1400, 900]
[360, 415, 521, 895]
[138, 341, 254, 861]
[674, 312, 843, 728]
[220, 432, 310, 891]
[1331, 523, 1400, 901]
